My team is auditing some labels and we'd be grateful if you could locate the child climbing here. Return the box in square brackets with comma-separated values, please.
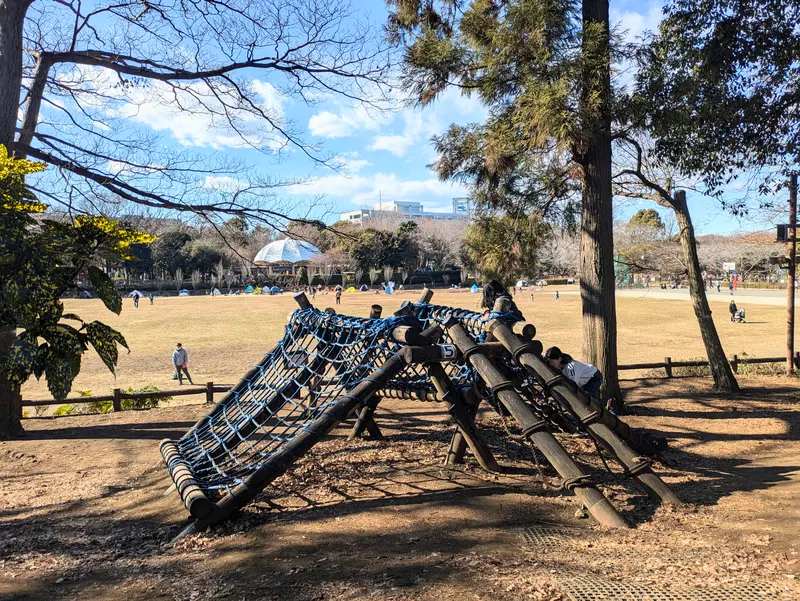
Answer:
[545, 346, 602, 399]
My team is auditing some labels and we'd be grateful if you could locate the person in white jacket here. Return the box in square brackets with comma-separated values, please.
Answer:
[545, 346, 602, 399]
[172, 343, 194, 385]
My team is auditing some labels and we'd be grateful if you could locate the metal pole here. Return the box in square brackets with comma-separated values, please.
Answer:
[788, 174, 797, 375]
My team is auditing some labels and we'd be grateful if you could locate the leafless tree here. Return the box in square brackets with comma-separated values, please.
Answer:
[191, 269, 201, 290]
[613, 134, 740, 392]
[368, 267, 379, 287]
[539, 230, 580, 276]
[416, 219, 466, 269]
[2, 0, 391, 230]
[382, 265, 392, 285]
[174, 267, 183, 291]
[354, 268, 364, 287]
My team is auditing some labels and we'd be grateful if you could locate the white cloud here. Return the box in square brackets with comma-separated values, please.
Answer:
[612, 3, 663, 42]
[287, 171, 468, 211]
[308, 104, 385, 138]
[367, 87, 488, 157]
[202, 175, 249, 192]
[57, 66, 287, 150]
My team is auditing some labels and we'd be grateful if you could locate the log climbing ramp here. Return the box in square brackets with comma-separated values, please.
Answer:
[162, 290, 679, 540]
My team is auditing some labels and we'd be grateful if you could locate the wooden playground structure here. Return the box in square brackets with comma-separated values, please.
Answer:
[161, 289, 680, 541]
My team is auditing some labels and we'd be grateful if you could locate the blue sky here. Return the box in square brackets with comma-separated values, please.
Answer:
[44, 0, 779, 236]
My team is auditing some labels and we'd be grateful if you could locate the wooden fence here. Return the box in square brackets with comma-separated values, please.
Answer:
[22, 382, 231, 411]
[21, 353, 798, 413]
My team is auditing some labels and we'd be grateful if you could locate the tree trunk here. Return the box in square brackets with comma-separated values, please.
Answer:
[0, 327, 23, 438]
[0, 0, 30, 438]
[579, 0, 622, 410]
[672, 191, 740, 392]
[0, 0, 28, 150]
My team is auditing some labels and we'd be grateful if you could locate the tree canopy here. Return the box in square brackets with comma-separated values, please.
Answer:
[634, 0, 800, 198]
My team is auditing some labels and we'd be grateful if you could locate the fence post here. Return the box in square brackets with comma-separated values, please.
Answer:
[206, 381, 214, 404]
[731, 354, 739, 374]
[664, 357, 672, 378]
[795, 352, 800, 370]
[112, 388, 122, 412]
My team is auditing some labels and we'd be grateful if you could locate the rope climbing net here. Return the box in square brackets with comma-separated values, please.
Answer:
[171, 304, 512, 497]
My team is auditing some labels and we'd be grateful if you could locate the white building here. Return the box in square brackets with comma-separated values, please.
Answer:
[340, 199, 471, 225]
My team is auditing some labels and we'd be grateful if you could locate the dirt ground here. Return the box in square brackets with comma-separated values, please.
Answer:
[2, 376, 800, 600]
[20, 288, 793, 402]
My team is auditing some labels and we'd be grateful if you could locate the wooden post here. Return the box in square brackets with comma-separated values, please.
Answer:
[664, 357, 672, 378]
[731, 354, 739, 374]
[795, 351, 800, 370]
[369, 304, 383, 319]
[788, 174, 797, 375]
[206, 381, 214, 404]
[112, 388, 122, 412]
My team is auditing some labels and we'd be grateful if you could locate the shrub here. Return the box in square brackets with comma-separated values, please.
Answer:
[120, 385, 171, 410]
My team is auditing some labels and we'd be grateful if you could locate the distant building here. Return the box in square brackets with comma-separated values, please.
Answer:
[340, 199, 471, 224]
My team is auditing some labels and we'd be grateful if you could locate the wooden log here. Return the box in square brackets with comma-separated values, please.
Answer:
[417, 287, 434, 304]
[489, 300, 678, 505]
[443, 315, 629, 529]
[160, 439, 214, 519]
[369, 304, 383, 319]
[445, 387, 482, 465]
[348, 394, 383, 439]
[427, 363, 500, 472]
[514, 322, 537, 340]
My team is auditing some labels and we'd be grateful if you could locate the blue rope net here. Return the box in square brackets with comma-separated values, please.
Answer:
[168, 304, 515, 498]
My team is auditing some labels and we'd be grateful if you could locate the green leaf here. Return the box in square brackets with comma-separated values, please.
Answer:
[1, 335, 38, 386]
[86, 321, 128, 374]
[62, 313, 84, 323]
[44, 353, 78, 402]
[87, 266, 122, 314]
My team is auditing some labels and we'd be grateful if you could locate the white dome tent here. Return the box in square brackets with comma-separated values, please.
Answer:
[254, 238, 321, 265]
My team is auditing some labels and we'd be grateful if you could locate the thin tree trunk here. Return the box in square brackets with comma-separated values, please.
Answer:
[580, 0, 622, 410]
[672, 191, 740, 392]
[0, 0, 31, 438]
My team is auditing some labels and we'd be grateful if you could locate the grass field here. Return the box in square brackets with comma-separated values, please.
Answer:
[21, 286, 794, 400]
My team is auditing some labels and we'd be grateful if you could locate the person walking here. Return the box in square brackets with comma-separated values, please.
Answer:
[133, 293, 139, 308]
[172, 343, 194, 385]
[149, 293, 154, 305]
[545, 347, 602, 399]
[728, 281, 734, 295]
[335, 285, 343, 305]
[729, 300, 738, 322]
[555, 290, 560, 300]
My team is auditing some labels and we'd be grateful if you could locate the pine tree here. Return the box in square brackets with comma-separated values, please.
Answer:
[388, 0, 623, 407]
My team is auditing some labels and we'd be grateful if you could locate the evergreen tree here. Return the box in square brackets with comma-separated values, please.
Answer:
[387, 0, 623, 405]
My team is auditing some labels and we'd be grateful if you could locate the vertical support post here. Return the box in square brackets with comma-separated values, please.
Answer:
[664, 357, 672, 378]
[113, 388, 122, 412]
[788, 173, 797, 375]
[206, 381, 214, 404]
[731, 354, 739, 374]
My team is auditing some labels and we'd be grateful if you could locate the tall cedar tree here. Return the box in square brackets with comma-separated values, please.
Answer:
[388, 0, 623, 407]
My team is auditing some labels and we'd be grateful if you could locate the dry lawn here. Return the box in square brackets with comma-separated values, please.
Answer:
[21, 286, 793, 401]
[1, 377, 799, 600]
[2, 288, 800, 600]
